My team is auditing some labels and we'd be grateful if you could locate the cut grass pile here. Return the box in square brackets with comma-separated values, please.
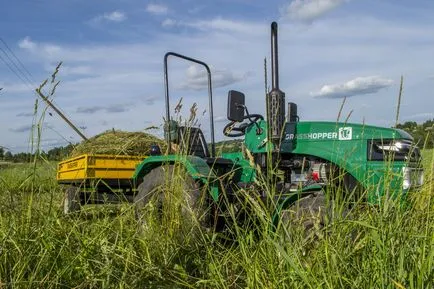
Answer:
[70, 129, 166, 157]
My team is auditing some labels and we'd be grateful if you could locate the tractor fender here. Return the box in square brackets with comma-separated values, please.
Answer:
[133, 155, 219, 201]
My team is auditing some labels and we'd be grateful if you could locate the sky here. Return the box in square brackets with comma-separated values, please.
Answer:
[0, 0, 433, 153]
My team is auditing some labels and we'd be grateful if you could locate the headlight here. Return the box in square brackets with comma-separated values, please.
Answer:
[402, 167, 424, 190]
[403, 167, 411, 190]
[368, 139, 422, 163]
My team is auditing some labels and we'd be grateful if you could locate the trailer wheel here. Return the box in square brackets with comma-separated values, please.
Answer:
[63, 186, 81, 214]
[134, 165, 209, 231]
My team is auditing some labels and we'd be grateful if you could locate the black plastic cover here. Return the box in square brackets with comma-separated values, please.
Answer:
[367, 139, 421, 163]
[227, 90, 245, 122]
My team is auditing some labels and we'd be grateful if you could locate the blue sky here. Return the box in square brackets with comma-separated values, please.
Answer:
[1, 0, 433, 152]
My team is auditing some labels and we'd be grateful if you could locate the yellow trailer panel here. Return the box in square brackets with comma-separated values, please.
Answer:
[57, 154, 146, 182]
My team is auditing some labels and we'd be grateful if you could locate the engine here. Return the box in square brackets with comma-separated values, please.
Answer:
[286, 158, 334, 190]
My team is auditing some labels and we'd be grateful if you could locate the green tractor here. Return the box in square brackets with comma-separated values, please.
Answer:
[132, 22, 424, 230]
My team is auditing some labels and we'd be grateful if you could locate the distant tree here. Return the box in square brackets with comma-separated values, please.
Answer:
[12, 152, 32, 163]
[4, 151, 13, 162]
[0, 144, 75, 163]
[396, 119, 434, 148]
[46, 144, 74, 161]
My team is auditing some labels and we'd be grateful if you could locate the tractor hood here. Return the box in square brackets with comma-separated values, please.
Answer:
[284, 121, 413, 144]
[245, 120, 416, 154]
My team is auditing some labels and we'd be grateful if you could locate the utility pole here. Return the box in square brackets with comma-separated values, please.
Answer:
[36, 85, 88, 141]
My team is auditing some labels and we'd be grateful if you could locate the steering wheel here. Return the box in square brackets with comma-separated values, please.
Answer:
[223, 114, 264, 137]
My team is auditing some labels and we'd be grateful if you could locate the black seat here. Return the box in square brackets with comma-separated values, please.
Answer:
[177, 127, 235, 168]
[205, 157, 234, 167]
[178, 126, 210, 158]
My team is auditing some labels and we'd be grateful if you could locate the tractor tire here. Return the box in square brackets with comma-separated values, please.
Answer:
[134, 165, 209, 231]
[279, 190, 350, 241]
[280, 191, 328, 232]
[63, 186, 81, 214]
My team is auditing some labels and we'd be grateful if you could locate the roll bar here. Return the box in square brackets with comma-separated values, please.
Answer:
[164, 52, 215, 157]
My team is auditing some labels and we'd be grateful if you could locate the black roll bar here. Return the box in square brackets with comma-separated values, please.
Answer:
[164, 52, 215, 157]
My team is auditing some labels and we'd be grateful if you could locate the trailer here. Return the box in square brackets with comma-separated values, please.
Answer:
[57, 154, 146, 213]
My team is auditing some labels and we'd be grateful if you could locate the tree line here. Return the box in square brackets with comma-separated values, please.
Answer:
[396, 119, 433, 149]
[0, 144, 74, 163]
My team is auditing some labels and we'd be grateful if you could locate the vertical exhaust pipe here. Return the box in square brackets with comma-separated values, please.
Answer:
[271, 22, 279, 91]
[267, 22, 285, 150]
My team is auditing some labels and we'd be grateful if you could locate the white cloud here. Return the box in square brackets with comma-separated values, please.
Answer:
[103, 11, 126, 22]
[188, 6, 205, 14]
[159, 17, 265, 35]
[146, 4, 168, 15]
[43, 44, 62, 56]
[9, 124, 33, 133]
[76, 104, 131, 114]
[311, 76, 394, 98]
[180, 65, 247, 90]
[214, 115, 227, 123]
[403, 112, 434, 121]
[0, 82, 32, 93]
[76, 106, 104, 114]
[18, 37, 65, 58]
[57, 65, 93, 76]
[90, 11, 127, 24]
[162, 18, 176, 27]
[283, 0, 347, 22]
[18, 36, 37, 50]
[16, 112, 34, 117]
[144, 96, 159, 105]
[184, 18, 265, 35]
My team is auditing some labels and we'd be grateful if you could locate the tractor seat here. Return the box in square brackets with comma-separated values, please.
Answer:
[205, 157, 234, 167]
[177, 126, 235, 167]
[178, 126, 210, 158]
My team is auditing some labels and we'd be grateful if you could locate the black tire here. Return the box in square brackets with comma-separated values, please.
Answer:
[280, 191, 328, 232]
[134, 165, 209, 230]
[63, 186, 81, 214]
[279, 191, 350, 240]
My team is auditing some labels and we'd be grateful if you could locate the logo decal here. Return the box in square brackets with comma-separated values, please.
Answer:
[338, 127, 352, 140]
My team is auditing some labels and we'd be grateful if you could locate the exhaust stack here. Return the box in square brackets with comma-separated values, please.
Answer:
[271, 22, 280, 91]
[267, 22, 286, 149]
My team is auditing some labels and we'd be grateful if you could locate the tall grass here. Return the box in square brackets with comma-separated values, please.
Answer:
[1, 68, 432, 288]
[0, 149, 432, 288]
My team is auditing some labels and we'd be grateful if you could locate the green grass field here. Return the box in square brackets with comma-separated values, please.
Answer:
[0, 150, 432, 288]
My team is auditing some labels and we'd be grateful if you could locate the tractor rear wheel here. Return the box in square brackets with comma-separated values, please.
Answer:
[63, 186, 81, 214]
[134, 165, 209, 231]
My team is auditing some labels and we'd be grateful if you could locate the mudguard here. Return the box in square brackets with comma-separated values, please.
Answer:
[132, 155, 219, 201]
[271, 183, 324, 229]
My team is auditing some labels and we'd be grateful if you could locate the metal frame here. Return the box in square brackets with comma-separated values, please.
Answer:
[164, 52, 216, 157]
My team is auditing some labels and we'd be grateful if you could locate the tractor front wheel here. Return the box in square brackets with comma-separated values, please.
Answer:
[134, 165, 210, 232]
[280, 191, 328, 232]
